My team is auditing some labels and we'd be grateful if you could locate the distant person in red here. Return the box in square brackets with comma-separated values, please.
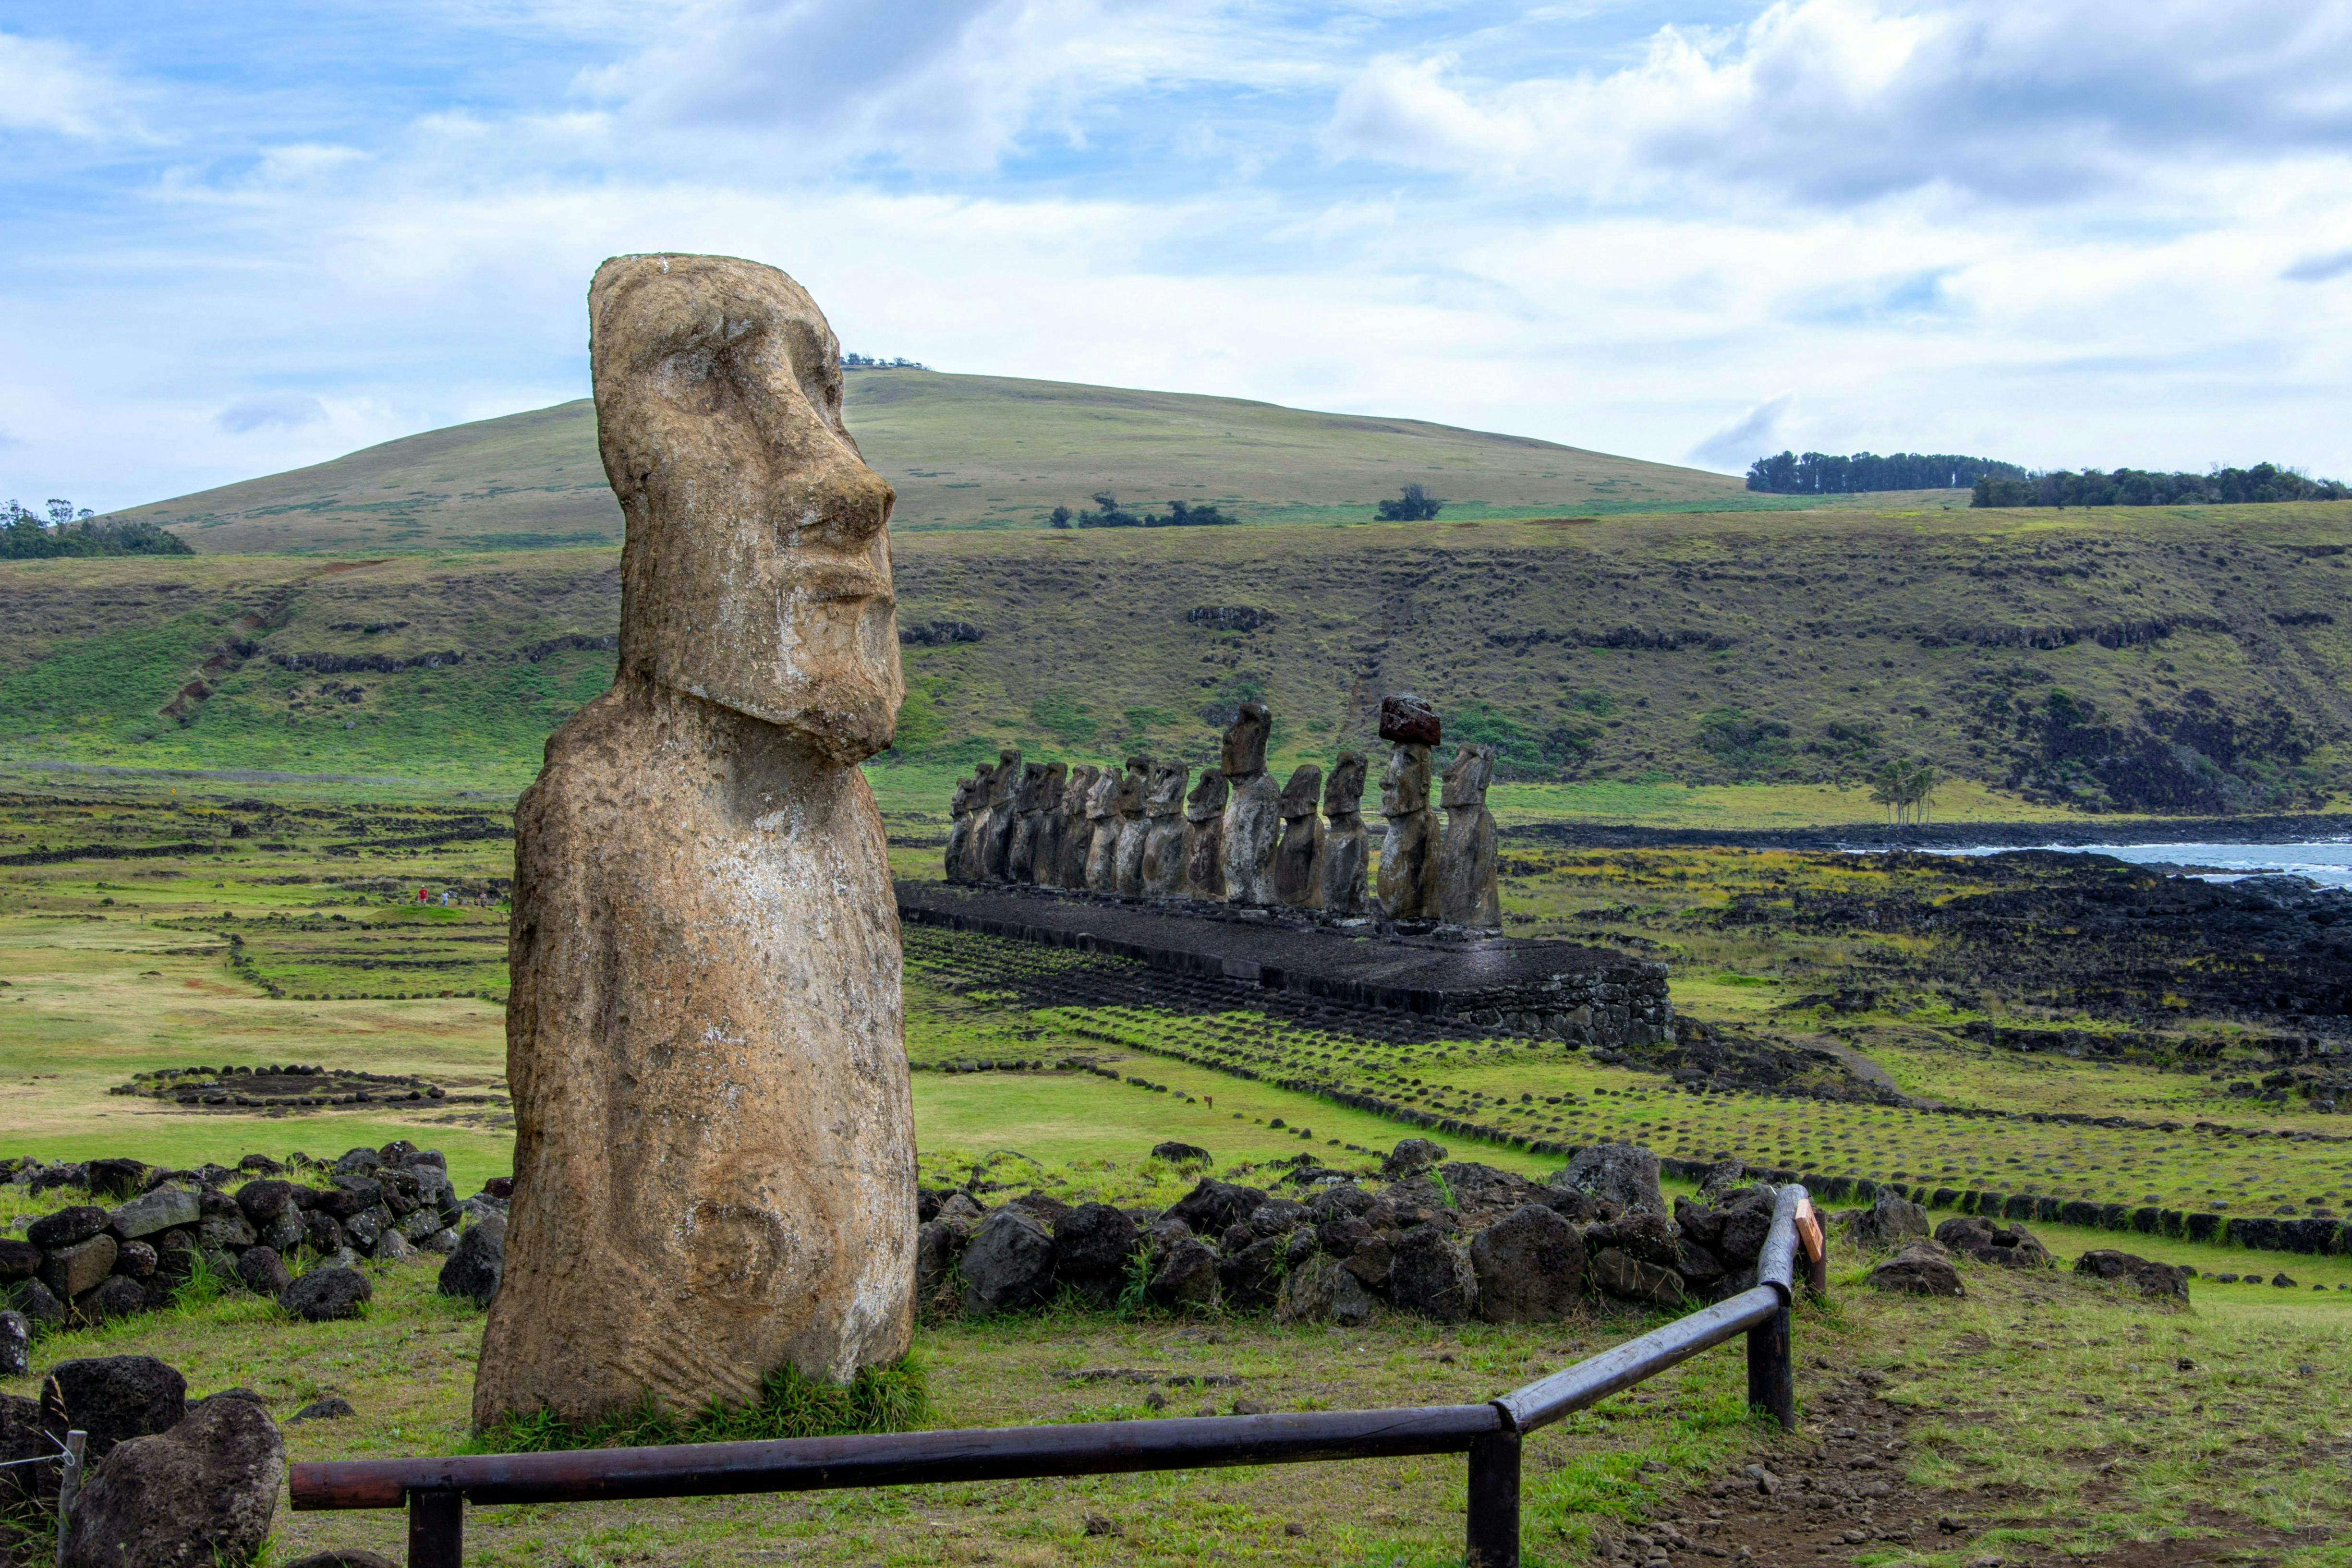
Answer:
[416, 887, 429, 903]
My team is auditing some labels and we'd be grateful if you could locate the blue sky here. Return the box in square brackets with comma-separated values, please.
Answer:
[9, 0, 2352, 513]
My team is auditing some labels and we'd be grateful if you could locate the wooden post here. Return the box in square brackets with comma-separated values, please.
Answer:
[1746, 1304, 1795, 1430]
[54, 1430, 85, 1568]
[1465, 1430, 1520, 1568]
[408, 1489, 463, 1568]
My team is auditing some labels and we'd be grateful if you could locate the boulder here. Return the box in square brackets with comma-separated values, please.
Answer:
[112, 1240, 158, 1279]
[959, 1210, 1057, 1315]
[1697, 1159, 1749, 1201]
[0, 1310, 27, 1376]
[1436, 1162, 1548, 1219]
[2073, 1250, 2192, 1301]
[0, 1392, 49, 1506]
[1934, 1216, 2052, 1269]
[1275, 1256, 1377, 1326]
[234, 1247, 293, 1297]
[303, 1213, 348, 1257]
[1471, 1204, 1587, 1323]
[62, 1395, 284, 1568]
[1052, 1204, 1140, 1297]
[1380, 1139, 1449, 1180]
[1146, 1237, 1219, 1309]
[196, 1212, 257, 1254]
[913, 1220, 962, 1306]
[1717, 1201, 1774, 1266]
[1867, 1243, 1964, 1298]
[77, 1277, 151, 1324]
[1552, 1144, 1666, 1216]
[109, 1187, 201, 1241]
[279, 1267, 372, 1323]
[13, 1279, 66, 1331]
[1219, 1231, 1311, 1311]
[288, 1397, 356, 1424]
[1150, 1142, 1210, 1166]
[1167, 1179, 1268, 1237]
[85, 1159, 148, 1201]
[0, 1237, 39, 1279]
[1388, 1223, 1475, 1323]
[1842, 1195, 1929, 1252]
[232, 1181, 303, 1229]
[30, 1206, 110, 1249]
[43, 1234, 120, 1301]
[48, 1356, 187, 1461]
[1589, 1247, 1684, 1308]
[1672, 1196, 1725, 1250]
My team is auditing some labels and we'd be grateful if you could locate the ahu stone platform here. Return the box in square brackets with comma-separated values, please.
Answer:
[897, 881, 1671, 1049]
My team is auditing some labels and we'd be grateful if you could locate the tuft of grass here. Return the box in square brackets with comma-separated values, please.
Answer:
[469, 1355, 930, 1455]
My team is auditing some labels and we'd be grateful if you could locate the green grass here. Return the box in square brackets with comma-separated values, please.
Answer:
[473, 1357, 931, 1453]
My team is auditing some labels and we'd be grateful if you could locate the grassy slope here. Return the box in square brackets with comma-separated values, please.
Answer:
[107, 373, 1756, 551]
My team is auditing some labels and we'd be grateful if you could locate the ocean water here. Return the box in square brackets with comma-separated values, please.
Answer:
[1924, 839, 2352, 889]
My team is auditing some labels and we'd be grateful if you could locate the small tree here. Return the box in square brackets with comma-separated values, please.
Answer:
[1376, 483, 1442, 521]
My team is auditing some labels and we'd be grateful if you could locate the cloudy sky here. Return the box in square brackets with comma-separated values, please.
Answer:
[9, 0, 2352, 513]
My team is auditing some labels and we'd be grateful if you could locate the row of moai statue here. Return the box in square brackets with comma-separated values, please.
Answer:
[944, 696, 1500, 928]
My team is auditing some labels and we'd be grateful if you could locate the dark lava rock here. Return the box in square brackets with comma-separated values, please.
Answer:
[914, 1220, 961, 1305]
[112, 1241, 158, 1280]
[1717, 1201, 1774, 1266]
[1589, 1247, 1684, 1307]
[1867, 1244, 1965, 1298]
[436, 1214, 504, 1308]
[1471, 1203, 1587, 1323]
[76, 1276, 150, 1324]
[1052, 1203, 1140, 1291]
[62, 1395, 284, 1568]
[1437, 1162, 1549, 1219]
[1315, 1215, 1373, 1258]
[0, 1310, 26, 1377]
[1842, 1195, 1930, 1252]
[49, 1355, 187, 1461]
[85, 1159, 148, 1201]
[332, 1148, 383, 1177]
[303, 1212, 348, 1257]
[1147, 1237, 1219, 1309]
[289, 1397, 356, 1424]
[285, 1554, 397, 1568]
[1673, 1196, 1726, 1250]
[1388, 1223, 1475, 1322]
[0, 1392, 49, 1505]
[44, 1234, 120, 1302]
[107, 1187, 200, 1242]
[1674, 1238, 1726, 1288]
[1220, 1231, 1312, 1311]
[1273, 1256, 1377, 1326]
[1247, 1200, 1310, 1237]
[279, 1267, 372, 1323]
[235, 1180, 304, 1227]
[0, 1237, 40, 1279]
[1379, 693, 1443, 747]
[1934, 1216, 2052, 1269]
[1552, 1143, 1665, 1216]
[2073, 1250, 2191, 1300]
[1697, 1159, 1750, 1200]
[29, 1206, 110, 1249]
[1168, 1179, 1268, 1237]
[1587, 1210, 1681, 1271]
[1308, 1183, 1374, 1222]
[1379, 1138, 1449, 1180]
[1151, 1141, 1211, 1165]
[960, 1209, 1057, 1315]
[12, 1279, 65, 1330]
[235, 1246, 293, 1297]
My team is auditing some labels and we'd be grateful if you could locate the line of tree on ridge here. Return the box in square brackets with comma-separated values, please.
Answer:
[1971, 463, 2349, 508]
[2, 500, 192, 559]
[1050, 493, 1238, 528]
[1746, 451, 2026, 494]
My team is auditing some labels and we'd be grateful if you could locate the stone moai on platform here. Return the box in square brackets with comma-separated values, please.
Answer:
[978, 748, 1021, 880]
[944, 768, 981, 883]
[956, 760, 997, 882]
[1182, 768, 1228, 900]
[1438, 743, 1501, 928]
[1005, 761, 1047, 883]
[1112, 755, 1152, 896]
[1319, 750, 1370, 917]
[478, 254, 913, 1429]
[1376, 694, 1442, 920]
[1055, 764, 1099, 888]
[1141, 759, 1190, 897]
[1272, 764, 1324, 908]
[1220, 703, 1280, 905]
[1028, 763, 1066, 885]
[1083, 765, 1122, 892]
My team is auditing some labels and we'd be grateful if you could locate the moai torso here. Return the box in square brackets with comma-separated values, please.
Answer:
[1220, 703, 1280, 905]
[978, 748, 1022, 880]
[1438, 743, 1501, 928]
[1272, 763, 1325, 908]
[1112, 757, 1152, 896]
[957, 761, 997, 883]
[1028, 763, 1066, 885]
[1082, 768, 1122, 892]
[1006, 762, 1047, 883]
[944, 772, 977, 883]
[1377, 743, 1438, 920]
[1141, 760, 1190, 897]
[1055, 765, 1100, 889]
[1182, 768, 1229, 899]
[1319, 750, 1370, 917]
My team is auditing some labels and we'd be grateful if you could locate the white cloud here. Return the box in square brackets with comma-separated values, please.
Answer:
[1689, 394, 1793, 472]
[0, 31, 145, 139]
[217, 394, 330, 434]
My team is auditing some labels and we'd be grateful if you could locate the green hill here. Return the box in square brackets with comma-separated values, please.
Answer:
[110, 372, 1760, 553]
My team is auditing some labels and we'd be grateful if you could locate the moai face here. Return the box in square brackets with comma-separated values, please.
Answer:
[1066, 764, 1100, 813]
[1324, 751, 1367, 819]
[1441, 744, 1495, 810]
[1147, 760, 1189, 817]
[1039, 762, 1067, 813]
[968, 762, 996, 809]
[1087, 768, 1121, 820]
[949, 776, 973, 818]
[1015, 761, 1047, 813]
[989, 750, 1022, 807]
[1381, 744, 1431, 817]
[1280, 764, 1323, 820]
[1221, 702, 1271, 779]
[593, 254, 901, 762]
[1116, 757, 1151, 817]
[1186, 768, 1230, 822]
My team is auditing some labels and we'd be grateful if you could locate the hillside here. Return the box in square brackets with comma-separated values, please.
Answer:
[108, 373, 1756, 552]
[7, 499, 2352, 814]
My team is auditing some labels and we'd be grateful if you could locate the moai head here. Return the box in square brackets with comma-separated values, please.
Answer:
[989, 749, 1022, 807]
[1015, 761, 1047, 814]
[1441, 744, 1495, 811]
[594, 253, 901, 762]
[1186, 768, 1230, 822]
[1324, 751, 1367, 820]
[1381, 744, 1432, 817]
[1039, 762, 1067, 813]
[1116, 756, 1151, 818]
[1147, 760, 1189, 817]
[968, 761, 997, 810]
[1280, 764, 1323, 821]
[1066, 764, 1100, 814]
[1086, 767, 1122, 820]
[949, 775, 974, 820]
[1221, 702, 1271, 780]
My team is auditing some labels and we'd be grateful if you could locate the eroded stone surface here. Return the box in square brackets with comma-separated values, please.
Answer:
[1437, 743, 1500, 928]
[1083, 767, 1122, 892]
[1141, 760, 1189, 897]
[1113, 757, 1153, 896]
[979, 749, 1021, 881]
[1318, 751, 1370, 917]
[1006, 762, 1048, 884]
[1376, 743, 1437, 919]
[1055, 765, 1099, 889]
[1272, 764, 1324, 908]
[1182, 769, 1228, 900]
[1220, 704, 1279, 905]
[475, 254, 914, 1429]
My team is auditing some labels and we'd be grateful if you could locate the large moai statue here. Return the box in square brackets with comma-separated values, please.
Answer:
[1083, 765, 1122, 892]
[1219, 703, 1280, 905]
[1005, 761, 1047, 883]
[956, 760, 998, 883]
[478, 254, 912, 1428]
[1272, 764, 1325, 908]
[1182, 768, 1228, 900]
[1112, 755, 1152, 896]
[1055, 764, 1100, 888]
[1438, 743, 1502, 928]
[944, 770, 979, 883]
[1028, 763, 1067, 885]
[1319, 750, 1370, 917]
[1140, 759, 1190, 897]
[1376, 695, 1442, 921]
[978, 747, 1022, 880]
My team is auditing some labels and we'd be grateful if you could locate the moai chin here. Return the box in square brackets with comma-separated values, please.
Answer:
[1055, 764, 1100, 889]
[1437, 743, 1501, 928]
[1006, 762, 1048, 884]
[1112, 755, 1153, 896]
[1318, 750, 1370, 917]
[1377, 743, 1438, 920]
[1182, 768, 1229, 900]
[1140, 759, 1190, 897]
[1082, 765, 1122, 892]
[1219, 702, 1280, 905]
[978, 748, 1022, 881]
[956, 760, 997, 883]
[1272, 763, 1325, 908]
[943, 770, 979, 883]
[478, 253, 911, 1430]
[1028, 763, 1067, 886]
